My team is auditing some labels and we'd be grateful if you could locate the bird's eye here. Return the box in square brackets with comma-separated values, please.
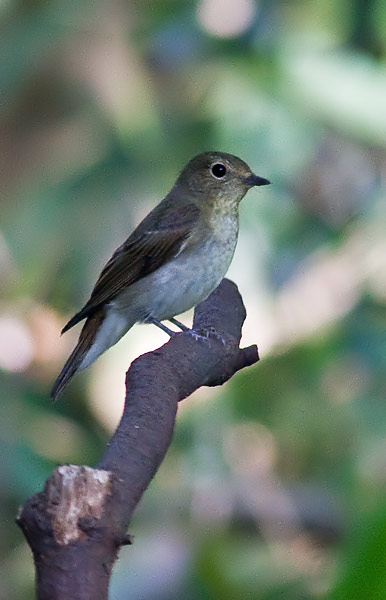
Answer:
[211, 163, 227, 179]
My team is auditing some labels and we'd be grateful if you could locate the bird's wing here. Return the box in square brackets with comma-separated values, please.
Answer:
[61, 200, 200, 333]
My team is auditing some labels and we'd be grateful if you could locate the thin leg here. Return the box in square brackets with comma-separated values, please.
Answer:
[169, 317, 189, 332]
[148, 317, 176, 337]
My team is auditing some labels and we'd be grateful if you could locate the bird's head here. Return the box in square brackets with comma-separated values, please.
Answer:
[175, 151, 270, 207]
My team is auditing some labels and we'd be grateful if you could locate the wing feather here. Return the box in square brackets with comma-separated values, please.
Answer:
[61, 199, 200, 333]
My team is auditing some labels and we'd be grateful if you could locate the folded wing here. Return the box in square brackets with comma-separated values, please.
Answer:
[61, 200, 200, 333]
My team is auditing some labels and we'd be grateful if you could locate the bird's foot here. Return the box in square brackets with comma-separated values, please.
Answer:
[149, 317, 226, 345]
[187, 326, 226, 345]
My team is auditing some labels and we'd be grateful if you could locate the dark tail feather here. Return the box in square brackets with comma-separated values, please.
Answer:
[51, 309, 105, 401]
[61, 304, 93, 334]
[50, 344, 84, 401]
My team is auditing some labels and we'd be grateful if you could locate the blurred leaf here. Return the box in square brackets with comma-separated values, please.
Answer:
[328, 504, 386, 599]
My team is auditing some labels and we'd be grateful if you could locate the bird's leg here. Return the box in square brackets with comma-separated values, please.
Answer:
[148, 317, 176, 337]
[169, 317, 189, 332]
[149, 317, 224, 344]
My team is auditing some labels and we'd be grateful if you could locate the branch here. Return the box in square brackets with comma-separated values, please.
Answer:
[17, 279, 259, 600]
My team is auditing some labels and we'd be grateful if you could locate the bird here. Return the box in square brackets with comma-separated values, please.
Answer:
[51, 151, 270, 400]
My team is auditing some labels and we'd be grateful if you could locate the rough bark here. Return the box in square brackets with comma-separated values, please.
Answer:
[17, 279, 259, 600]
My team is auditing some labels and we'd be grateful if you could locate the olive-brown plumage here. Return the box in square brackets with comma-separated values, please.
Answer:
[51, 152, 269, 400]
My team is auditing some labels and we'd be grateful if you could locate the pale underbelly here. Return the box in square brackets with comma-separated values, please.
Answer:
[111, 237, 237, 322]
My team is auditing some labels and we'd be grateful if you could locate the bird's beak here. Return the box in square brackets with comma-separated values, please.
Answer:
[243, 173, 270, 187]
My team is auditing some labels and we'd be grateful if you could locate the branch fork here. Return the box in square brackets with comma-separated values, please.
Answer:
[18, 279, 259, 600]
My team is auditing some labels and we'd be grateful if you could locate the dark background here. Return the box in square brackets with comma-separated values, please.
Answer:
[1, 1, 386, 598]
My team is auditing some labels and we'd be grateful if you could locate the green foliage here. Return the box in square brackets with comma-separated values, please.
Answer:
[1, 0, 385, 597]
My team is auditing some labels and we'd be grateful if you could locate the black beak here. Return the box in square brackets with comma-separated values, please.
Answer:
[243, 174, 270, 187]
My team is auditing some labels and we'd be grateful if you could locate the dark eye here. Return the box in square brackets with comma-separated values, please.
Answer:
[211, 163, 227, 178]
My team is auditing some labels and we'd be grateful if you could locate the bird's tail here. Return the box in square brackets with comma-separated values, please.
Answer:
[51, 309, 105, 401]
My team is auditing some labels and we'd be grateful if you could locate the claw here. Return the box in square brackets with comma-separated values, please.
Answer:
[187, 327, 226, 345]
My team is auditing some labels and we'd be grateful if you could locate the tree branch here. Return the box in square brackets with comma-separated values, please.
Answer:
[17, 279, 259, 600]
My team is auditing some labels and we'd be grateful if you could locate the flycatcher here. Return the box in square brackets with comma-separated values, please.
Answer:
[51, 151, 269, 399]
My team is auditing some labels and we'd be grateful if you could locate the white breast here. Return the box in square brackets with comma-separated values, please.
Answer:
[112, 214, 239, 323]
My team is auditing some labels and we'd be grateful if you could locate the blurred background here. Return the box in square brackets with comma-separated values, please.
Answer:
[1, 0, 386, 598]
